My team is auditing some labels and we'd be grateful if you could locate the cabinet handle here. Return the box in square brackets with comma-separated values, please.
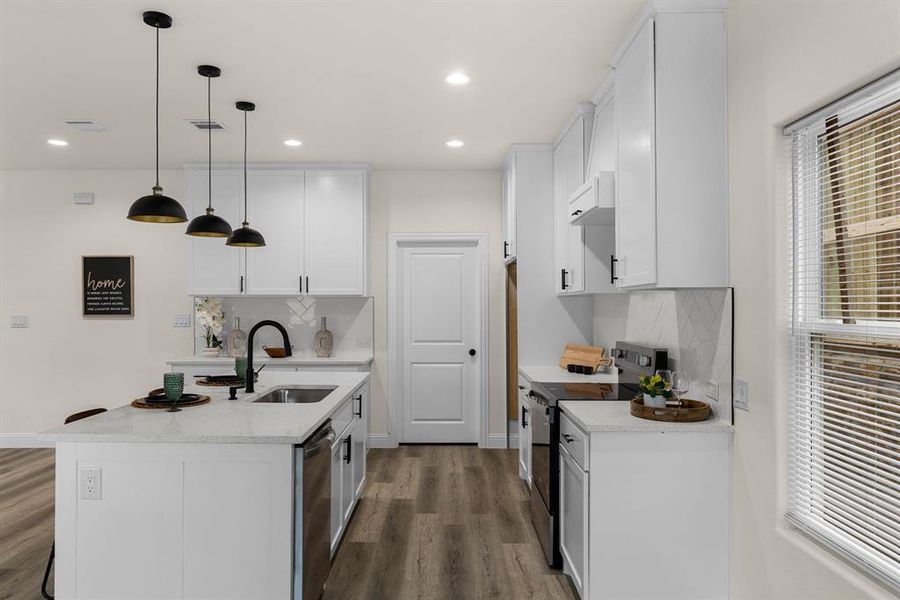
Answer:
[299, 275, 303, 294]
[521, 405, 529, 428]
[305, 276, 309, 294]
[503, 241, 509, 259]
[571, 209, 583, 217]
[610, 255, 618, 285]
[344, 435, 352, 464]
[562, 433, 575, 443]
[354, 394, 363, 418]
[560, 269, 568, 290]
[240, 275, 244, 293]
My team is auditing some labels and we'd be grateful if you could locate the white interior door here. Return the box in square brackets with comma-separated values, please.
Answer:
[396, 239, 482, 443]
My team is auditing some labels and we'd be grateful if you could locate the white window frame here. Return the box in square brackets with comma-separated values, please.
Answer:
[786, 69, 900, 593]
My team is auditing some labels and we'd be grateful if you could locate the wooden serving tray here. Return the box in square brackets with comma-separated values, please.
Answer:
[630, 397, 711, 422]
[132, 395, 211, 409]
[196, 377, 245, 387]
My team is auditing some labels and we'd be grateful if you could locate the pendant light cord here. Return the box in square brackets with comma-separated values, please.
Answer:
[207, 75, 212, 210]
[243, 109, 248, 224]
[155, 26, 160, 188]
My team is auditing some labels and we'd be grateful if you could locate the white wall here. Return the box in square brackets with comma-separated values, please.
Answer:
[727, 2, 899, 599]
[0, 169, 503, 444]
[0, 170, 194, 434]
[368, 170, 504, 442]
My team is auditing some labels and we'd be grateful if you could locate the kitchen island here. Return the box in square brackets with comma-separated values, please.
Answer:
[42, 370, 369, 600]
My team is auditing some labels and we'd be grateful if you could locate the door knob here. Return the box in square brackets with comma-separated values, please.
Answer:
[468, 348, 476, 357]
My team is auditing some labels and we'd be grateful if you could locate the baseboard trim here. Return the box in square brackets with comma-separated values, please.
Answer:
[368, 434, 397, 448]
[483, 434, 509, 449]
[0, 433, 55, 448]
[508, 433, 519, 449]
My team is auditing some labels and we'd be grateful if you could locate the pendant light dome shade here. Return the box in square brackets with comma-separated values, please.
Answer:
[128, 186, 188, 222]
[227, 101, 266, 248]
[186, 65, 232, 237]
[225, 224, 266, 247]
[128, 11, 187, 223]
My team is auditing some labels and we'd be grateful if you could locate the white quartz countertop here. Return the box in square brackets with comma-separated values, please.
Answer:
[42, 371, 369, 444]
[167, 353, 373, 366]
[519, 365, 618, 384]
[559, 400, 734, 434]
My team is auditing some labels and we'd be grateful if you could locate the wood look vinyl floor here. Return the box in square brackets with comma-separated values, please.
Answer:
[0, 446, 575, 600]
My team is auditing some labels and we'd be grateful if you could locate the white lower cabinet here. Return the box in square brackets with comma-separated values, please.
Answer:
[559, 408, 730, 599]
[517, 376, 531, 485]
[560, 443, 589, 599]
[330, 382, 369, 556]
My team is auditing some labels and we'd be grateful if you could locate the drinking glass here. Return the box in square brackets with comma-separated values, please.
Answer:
[655, 369, 673, 392]
[235, 357, 248, 380]
[673, 371, 690, 398]
[163, 372, 184, 412]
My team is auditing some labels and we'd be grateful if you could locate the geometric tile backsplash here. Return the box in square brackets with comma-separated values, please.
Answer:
[193, 296, 374, 358]
[593, 288, 733, 422]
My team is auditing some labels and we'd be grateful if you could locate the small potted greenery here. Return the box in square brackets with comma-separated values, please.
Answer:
[639, 374, 671, 408]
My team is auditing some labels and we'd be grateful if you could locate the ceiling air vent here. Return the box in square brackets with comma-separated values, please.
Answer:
[64, 119, 108, 132]
[187, 119, 226, 131]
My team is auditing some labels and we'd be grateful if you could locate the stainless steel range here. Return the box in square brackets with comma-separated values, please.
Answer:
[528, 342, 668, 568]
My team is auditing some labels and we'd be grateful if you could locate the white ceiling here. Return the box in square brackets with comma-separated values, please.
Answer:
[0, 1, 642, 171]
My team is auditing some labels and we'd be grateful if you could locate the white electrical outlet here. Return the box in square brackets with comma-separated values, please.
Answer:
[704, 380, 719, 403]
[356, 337, 371, 348]
[734, 378, 750, 411]
[80, 468, 102, 500]
[9, 315, 29, 328]
[73, 192, 95, 205]
[173, 313, 191, 328]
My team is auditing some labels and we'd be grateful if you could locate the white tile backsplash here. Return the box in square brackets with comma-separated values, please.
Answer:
[593, 288, 733, 421]
[193, 296, 373, 357]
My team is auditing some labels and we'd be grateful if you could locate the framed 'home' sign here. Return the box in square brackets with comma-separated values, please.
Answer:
[82, 256, 134, 316]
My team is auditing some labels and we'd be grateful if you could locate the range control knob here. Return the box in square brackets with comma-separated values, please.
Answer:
[638, 354, 651, 367]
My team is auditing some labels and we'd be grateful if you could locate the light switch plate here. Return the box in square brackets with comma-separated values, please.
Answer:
[734, 378, 750, 411]
[173, 313, 191, 328]
[9, 315, 29, 328]
[80, 467, 102, 500]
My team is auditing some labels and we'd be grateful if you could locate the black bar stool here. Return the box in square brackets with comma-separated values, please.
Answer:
[41, 407, 107, 600]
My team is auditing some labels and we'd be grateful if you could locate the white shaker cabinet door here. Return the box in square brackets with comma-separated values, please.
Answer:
[614, 18, 657, 288]
[245, 170, 304, 295]
[187, 169, 245, 295]
[554, 116, 586, 294]
[560, 444, 589, 599]
[304, 170, 367, 296]
[330, 436, 345, 556]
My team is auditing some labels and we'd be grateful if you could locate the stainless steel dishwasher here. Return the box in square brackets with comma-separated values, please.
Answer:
[294, 420, 335, 599]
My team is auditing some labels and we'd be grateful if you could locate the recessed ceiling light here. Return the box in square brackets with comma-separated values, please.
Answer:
[446, 72, 470, 86]
[446, 139, 464, 148]
[283, 139, 302, 147]
[47, 139, 68, 146]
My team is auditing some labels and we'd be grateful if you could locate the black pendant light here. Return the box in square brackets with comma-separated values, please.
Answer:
[186, 65, 232, 237]
[127, 11, 187, 223]
[226, 101, 266, 247]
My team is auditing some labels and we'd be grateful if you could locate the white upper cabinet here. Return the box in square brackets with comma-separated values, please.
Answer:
[570, 88, 616, 227]
[245, 170, 304, 295]
[554, 108, 590, 294]
[187, 166, 369, 297]
[612, 7, 728, 288]
[304, 170, 367, 296]
[554, 106, 618, 296]
[187, 169, 245, 296]
[502, 154, 517, 263]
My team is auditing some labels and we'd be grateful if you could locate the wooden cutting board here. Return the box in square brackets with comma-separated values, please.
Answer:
[558, 344, 610, 372]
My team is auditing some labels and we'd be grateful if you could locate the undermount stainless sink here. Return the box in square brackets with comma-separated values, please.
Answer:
[252, 386, 337, 404]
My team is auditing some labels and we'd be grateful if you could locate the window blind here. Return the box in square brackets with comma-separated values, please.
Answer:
[789, 71, 900, 592]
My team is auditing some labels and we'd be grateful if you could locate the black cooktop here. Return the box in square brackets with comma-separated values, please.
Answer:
[530, 381, 637, 404]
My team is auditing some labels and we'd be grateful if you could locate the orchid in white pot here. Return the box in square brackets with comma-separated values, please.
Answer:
[196, 297, 225, 357]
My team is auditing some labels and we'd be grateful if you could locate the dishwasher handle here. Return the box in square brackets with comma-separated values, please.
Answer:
[304, 427, 335, 459]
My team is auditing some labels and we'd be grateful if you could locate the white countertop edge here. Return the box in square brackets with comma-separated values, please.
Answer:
[166, 354, 374, 366]
[559, 400, 734, 434]
[41, 371, 369, 445]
